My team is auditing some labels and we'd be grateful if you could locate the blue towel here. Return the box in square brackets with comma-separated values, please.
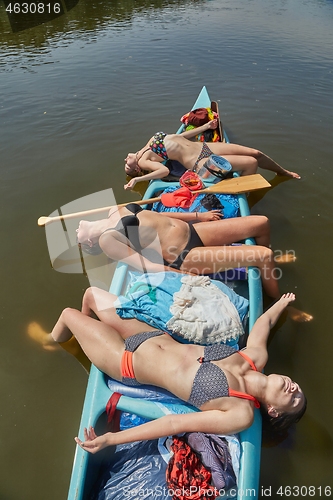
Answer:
[151, 187, 239, 219]
[115, 271, 248, 346]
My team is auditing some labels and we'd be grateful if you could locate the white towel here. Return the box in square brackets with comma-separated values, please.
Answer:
[166, 275, 244, 344]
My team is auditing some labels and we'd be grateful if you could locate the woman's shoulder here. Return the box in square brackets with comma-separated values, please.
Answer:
[203, 399, 254, 434]
[241, 346, 267, 373]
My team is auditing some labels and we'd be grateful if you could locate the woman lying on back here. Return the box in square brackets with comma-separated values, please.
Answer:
[30, 291, 306, 452]
[76, 206, 312, 321]
[124, 120, 301, 190]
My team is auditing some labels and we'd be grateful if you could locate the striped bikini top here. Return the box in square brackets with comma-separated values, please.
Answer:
[188, 344, 260, 409]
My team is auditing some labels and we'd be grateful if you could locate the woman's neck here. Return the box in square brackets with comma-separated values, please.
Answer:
[243, 370, 268, 403]
[88, 218, 111, 239]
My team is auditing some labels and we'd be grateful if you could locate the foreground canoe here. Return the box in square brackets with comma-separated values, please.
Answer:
[67, 86, 263, 500]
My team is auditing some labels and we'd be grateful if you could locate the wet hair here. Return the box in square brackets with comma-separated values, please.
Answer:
[260, 395, 307, 443]
[79, 242, 103, 256]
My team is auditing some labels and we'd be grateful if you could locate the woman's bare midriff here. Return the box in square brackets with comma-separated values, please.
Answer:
[164, 134, 203, 169]
[132, 336, 204, 400]
[138, 210, 191, 262]
[132, 335, 250, 410]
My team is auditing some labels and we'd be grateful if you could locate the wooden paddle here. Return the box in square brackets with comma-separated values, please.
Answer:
[37, 174, 270, 226]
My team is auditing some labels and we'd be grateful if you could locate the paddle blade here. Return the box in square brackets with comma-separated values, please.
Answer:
[201, 174, 271, 194]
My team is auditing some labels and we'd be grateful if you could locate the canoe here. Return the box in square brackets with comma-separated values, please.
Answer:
[67, 86, 263, 500]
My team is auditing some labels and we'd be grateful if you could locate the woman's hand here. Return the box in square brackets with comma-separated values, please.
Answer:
[197, 210, 223, 221]
[124, 177, 138, 190]
[207, 119, 218, 130]
[75, 426, 113, 454]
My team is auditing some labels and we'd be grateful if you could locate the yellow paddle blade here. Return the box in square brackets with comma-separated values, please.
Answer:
[199, 174, 271, 195]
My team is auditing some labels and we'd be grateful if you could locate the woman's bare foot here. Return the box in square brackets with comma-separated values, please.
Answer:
[27, 322, 58, 351]
[274, 252, 297, 264]
[278, 169, 301, 179]
[287, 306, 313, 322]
[276, 293, 313, 322]
[279, 292, 296, 307]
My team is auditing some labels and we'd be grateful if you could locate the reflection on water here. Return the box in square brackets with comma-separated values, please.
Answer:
[1, 0, 333, 498]
[0, 0, 203, 48]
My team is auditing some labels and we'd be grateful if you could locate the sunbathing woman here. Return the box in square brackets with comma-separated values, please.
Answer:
[75, 206, 312, 321]
[28, 292, 307, 451]
[124, 120, 301, 190]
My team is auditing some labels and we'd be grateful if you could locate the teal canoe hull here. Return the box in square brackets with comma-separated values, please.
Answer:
[67, 86, 262, 500]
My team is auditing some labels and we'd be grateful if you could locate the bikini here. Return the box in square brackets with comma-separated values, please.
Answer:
[104, 203, 204, 270]
[192, 142, 214, 172]
[189, 344, 260, 408]
[165, 222, 204, 270]
[120, 331, 260, 408]
[142, 132, 213, 172]
[149, 132, 169, 161]
[103, 203, 144, 252]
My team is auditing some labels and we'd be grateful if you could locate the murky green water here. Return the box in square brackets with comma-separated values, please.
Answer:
[1, 0, 333, 498]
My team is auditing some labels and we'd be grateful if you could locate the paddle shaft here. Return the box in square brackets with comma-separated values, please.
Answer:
[37, 174, 270, 226]
[38, 197, 161, 226]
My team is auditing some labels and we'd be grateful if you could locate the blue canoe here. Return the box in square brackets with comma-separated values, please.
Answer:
[67, 86, 263, 500]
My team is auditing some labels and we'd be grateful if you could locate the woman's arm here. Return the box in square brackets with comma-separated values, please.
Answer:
[124, 162, 170, 190]
[158, 210, 223, 222]
[246, 293, 296, 369]
[75, 407, 253, 454]
[179, 119, 218, 140]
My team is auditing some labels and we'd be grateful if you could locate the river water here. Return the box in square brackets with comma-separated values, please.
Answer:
[1, 0, 333, 498]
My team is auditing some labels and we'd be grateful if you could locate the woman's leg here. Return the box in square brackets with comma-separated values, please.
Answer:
[208, 143, 301, 179]
[195, 215, 271, 248]
[223, 155, 258, 176]
[181, 246, 312, 322]
[81, 287, 158, 338]
[28, 287, 157, 350]
[38, 308, 125, 378]
[181, 244, 280, 298]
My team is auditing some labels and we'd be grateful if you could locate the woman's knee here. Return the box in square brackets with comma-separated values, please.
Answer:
[247, 215, 270, 235]
[248, 149, 262, 159]
[82, 287, 96, 305]
[247, 156, 259, 171]
[82, 286, 104, 311]
[60, 307, 79, 324]
[256, 246, 274, 265]
[248, 216, 269, 240]
[258, 215, 270, 231]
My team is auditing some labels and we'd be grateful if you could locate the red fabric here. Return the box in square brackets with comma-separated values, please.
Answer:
[161, 171, 203, 207]
[187, 108, 209, 127]
[106, 392, 122, 432]
[166, 436, 219, 499]
[161, 187, 197, 208]
[179, 171, 204, 191]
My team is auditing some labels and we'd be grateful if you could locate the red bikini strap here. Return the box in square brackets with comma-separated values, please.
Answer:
[238, 350, 258, 372]
[229, 389, 260, 408]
